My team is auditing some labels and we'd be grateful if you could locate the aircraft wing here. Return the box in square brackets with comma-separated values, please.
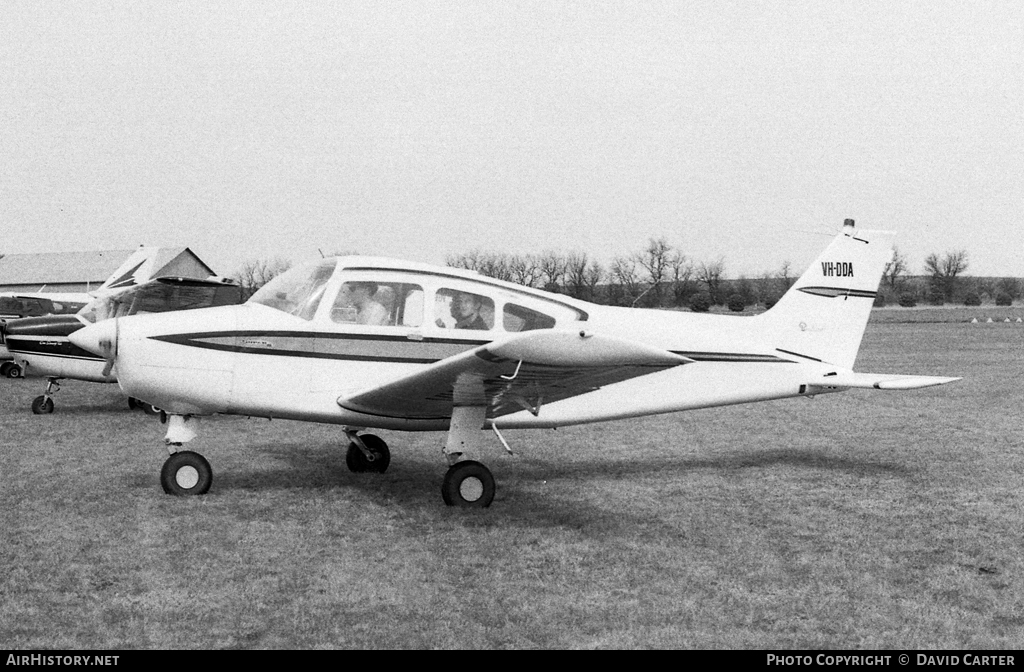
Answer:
[338, 330, 693, 421]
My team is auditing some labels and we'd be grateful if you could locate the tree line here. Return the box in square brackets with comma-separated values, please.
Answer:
[231, 243, 1021, 311]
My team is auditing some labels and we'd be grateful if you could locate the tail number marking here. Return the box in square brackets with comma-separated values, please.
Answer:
[821, 262, 854, 277]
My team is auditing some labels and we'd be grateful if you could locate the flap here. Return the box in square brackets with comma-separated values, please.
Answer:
[338, 330, 691, 420]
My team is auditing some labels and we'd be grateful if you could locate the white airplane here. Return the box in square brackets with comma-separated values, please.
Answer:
[0, 246, 173, 378]
[1, 293, 91, 378]
[2, 276, 241, 413]
[70, 221, 960, 507]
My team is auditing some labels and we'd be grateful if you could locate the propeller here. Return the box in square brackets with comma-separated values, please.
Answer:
[99, 317, 118, 378]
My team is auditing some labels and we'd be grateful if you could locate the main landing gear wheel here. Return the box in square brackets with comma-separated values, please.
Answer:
[31, 395, 55, 414]
[2, 363, 22, 378]
[441, 460, 495, 508]
[160, 451, 213, 496]
[346, 434, 391, 473]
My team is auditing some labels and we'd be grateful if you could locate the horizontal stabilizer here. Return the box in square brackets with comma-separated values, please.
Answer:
[814, 371, 962, 390]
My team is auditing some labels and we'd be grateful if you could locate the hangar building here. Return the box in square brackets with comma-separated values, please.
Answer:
[0, 247, 216, 293]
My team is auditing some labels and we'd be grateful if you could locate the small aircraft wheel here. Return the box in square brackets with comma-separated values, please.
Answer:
[4, 363, 23, 379]
[31, 396, 54, 414]
[127, 397, 139, 410]
[142, 402, 162, 416]
[345, 434, 391, 473]
[160, 451, 213, 496]
[441, 460, 495, 508]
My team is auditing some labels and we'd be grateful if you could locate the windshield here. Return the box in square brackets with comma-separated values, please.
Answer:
[79, 279, 242, 324]
[249, 259, 337, 320]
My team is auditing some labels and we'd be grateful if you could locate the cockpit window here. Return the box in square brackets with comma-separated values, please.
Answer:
[434, 288, 494, 331]
[249, 260, 337, 320]
[503, 303, 557, 332]
[332, 282, 423, 327]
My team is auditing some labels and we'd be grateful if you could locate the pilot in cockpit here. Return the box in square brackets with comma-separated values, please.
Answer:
[336, 282, 389, 326]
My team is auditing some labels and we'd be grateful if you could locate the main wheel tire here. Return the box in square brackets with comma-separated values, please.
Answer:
[160, 451, 213, 496]
[441, 460, 495, 508]
[142, 402, 161, 416]
[31, 396, 54, 414]
[345, 434, 391, 473]
[127, 397, 139, 410]
[4, 363, 23, 379]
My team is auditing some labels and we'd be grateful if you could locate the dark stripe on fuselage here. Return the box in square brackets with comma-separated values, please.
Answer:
[4, 336, 104, 362]
[151, 331, 490, 364]
[148, 330, 794, 366]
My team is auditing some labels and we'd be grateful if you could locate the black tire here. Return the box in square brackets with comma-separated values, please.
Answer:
[160, 451, 213, 496]
[30, 396, 54, 414]
[142, 402, 161, 416]
[127, 397, 138, 410]
[441, 460, 495, 508]
[345, 434, 391, 473]
[4, 363, 23, 379]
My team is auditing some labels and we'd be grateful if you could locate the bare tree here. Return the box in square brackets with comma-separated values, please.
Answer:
[777, 260, 795, 295]
[233, 257, 292, 301]
[610, 255, 643, 306]
[537, 251, 566, 293]
[882, 247, 908, 293]
[633, 237, 673, 307]
[924, 250, 969, 303]
[584, 260, 604, 301]
[563, 251, 592, 300]
[446, 250, 484, 272]
[668, 250, 694, 306]
[696, 257, 726, 305]
[508, 253, 542, 288]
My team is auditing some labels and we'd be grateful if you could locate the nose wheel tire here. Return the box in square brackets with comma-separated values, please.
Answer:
[441, 460, 495, 508]
[31, 396, 55, 414]
[160, 451, 213, 496]
[345, 434, 391, 473]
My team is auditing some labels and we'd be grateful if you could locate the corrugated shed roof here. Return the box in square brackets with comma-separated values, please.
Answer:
[0, 247, 191, 286]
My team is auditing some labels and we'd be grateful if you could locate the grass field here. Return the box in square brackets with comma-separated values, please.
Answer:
[1, 320, 1022, 649]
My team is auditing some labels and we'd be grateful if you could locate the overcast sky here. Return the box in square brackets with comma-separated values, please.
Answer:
[2, 1, 1021, 280]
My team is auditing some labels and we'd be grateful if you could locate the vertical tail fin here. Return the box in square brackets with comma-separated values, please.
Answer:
[94, 246, 162, 295]
[756, 221, 895, 369]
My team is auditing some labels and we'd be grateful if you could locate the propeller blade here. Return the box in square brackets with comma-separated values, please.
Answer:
[99, 317, 118, 379]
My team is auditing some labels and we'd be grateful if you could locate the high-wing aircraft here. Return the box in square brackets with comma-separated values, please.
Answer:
[0, 246, 175, 378]
[2, 276, 241, 413]
[69, 221, 960, 507]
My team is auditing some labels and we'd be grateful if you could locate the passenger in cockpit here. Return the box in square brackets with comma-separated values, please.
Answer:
[452, 292, 488, 330]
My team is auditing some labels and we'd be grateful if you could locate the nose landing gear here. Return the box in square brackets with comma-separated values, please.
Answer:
[31, 378, 60, 414]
